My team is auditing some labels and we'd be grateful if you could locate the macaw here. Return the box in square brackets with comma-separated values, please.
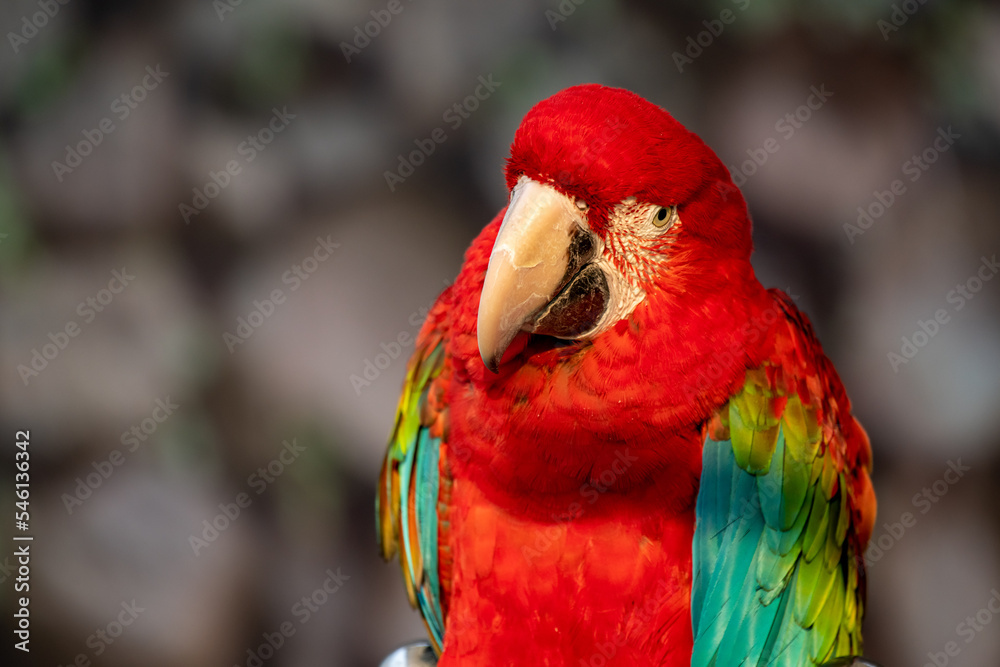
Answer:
[377, 84, 877, 667]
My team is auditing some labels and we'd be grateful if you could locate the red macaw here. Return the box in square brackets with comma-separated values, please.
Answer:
[377, 84, 877, 667]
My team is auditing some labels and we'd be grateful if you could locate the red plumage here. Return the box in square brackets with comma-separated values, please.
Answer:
[378, 84, 875, 666]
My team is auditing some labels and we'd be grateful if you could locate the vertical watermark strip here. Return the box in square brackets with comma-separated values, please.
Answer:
[12, 430, 32, 653]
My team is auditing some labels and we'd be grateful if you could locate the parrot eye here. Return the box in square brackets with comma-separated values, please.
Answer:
[652, 206, 675, 229]
[576, 199, 588, 211]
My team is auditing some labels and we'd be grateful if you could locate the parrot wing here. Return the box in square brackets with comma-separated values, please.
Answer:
[691, 290, 876, 667]
[377, 289, 454, 655]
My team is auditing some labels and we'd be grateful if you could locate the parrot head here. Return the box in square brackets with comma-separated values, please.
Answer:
[477, 84, 758, 380]
[455, 84, 772, 499]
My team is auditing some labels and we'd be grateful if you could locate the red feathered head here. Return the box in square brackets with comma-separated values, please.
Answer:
[477, 84, 757, 372]
[504, 84, 751, 255]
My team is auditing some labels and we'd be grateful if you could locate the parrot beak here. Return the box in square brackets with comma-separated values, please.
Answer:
[477, 178, 607, 372]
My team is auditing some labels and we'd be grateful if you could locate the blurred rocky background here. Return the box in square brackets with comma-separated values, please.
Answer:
[1, 0, 999, 666]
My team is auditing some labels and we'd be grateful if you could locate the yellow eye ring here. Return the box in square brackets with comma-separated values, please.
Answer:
[652, 206, 675, 228]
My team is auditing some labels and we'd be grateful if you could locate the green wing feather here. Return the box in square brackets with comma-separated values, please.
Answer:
[691, 293, 875, 667]
[377, 323, 449, 654]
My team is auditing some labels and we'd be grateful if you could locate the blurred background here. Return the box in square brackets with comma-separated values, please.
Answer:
[1, 0, 999, 665]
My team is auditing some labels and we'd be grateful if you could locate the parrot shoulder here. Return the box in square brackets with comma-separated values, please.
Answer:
[690, 288, 876, 666]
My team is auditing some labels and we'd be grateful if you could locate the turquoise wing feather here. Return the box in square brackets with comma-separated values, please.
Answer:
[377, 320, 450, 654]
[691, 293, 876, 666]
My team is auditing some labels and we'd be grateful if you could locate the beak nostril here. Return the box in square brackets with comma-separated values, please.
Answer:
[567, 228, 597, 279]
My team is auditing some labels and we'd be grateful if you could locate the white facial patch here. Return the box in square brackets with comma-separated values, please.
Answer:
[586, 198, 679, 336]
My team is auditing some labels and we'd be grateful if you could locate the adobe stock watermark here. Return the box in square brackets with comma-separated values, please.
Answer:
[179, 106, 296, 224]
[384, 74, 502, 192]
[887, 254, 998, 373]
[672, 0, 752, 73]
[577, 578, 674, 667]
[863, 458, 969, 568]
[726, 85, 832, 187]
[340, 0, 414, 62]
[55, 600, 145, 667]
[234, 566, 350, 667]
[679, 292, 799, 402]
[545, 0, 587, 31]
[921, 588, 1000, 667]
[16, 268, 136, 387]
[189, 438, 307, 556]
[349, 280, 449, 395]
[844, 126, 960, 244]
[0, 557, 16, 586]
[223, 235, 339, 353]
[52, 65, 169, 182]
[877, 0, 929, 41]
[61, 396, 179, 515]
[213, 0, 247, 22]
[8, 0, 72, 54]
